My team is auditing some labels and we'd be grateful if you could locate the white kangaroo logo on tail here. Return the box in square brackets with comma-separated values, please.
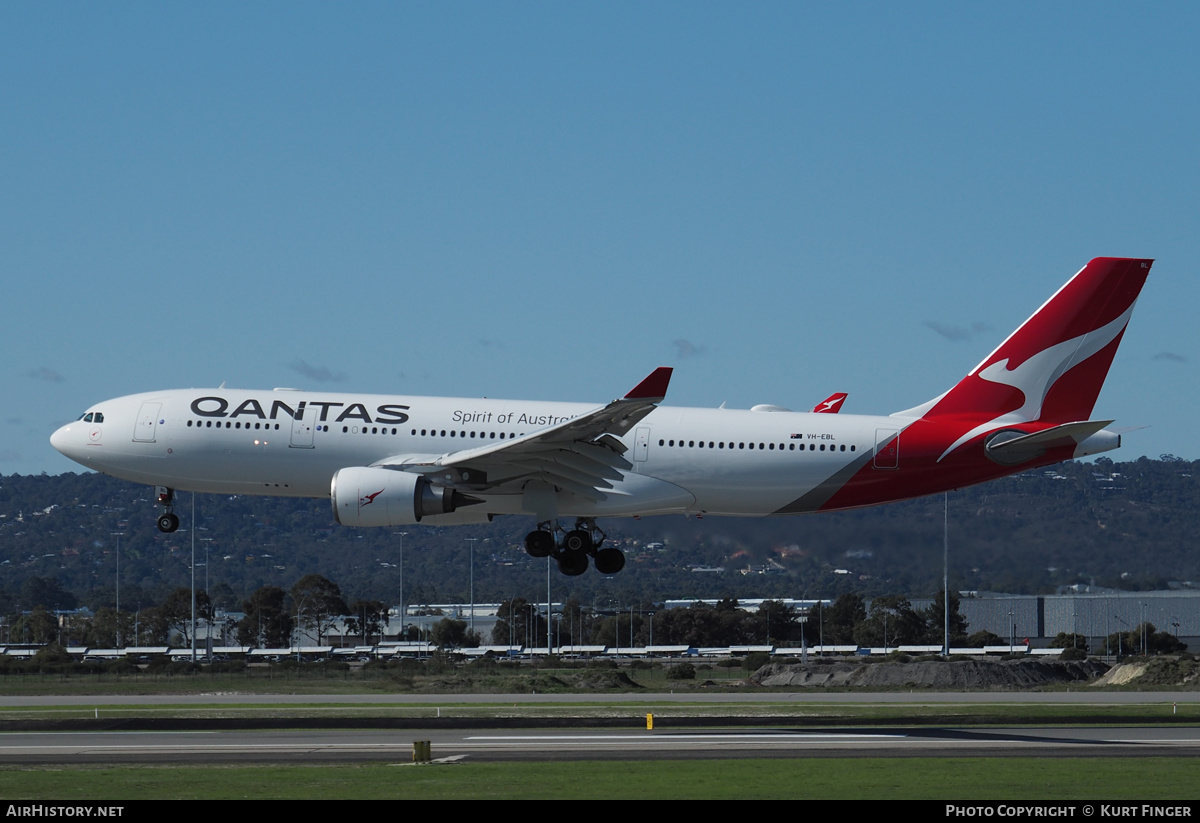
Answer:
[937, 302, 1136, 462]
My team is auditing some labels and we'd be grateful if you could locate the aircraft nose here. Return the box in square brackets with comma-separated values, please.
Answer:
[50, 424, 74, 458]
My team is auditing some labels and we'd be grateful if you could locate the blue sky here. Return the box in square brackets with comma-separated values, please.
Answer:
[4, 3, 1196, 475]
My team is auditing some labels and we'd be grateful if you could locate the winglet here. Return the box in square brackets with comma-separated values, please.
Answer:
[624, 367, 673, 400]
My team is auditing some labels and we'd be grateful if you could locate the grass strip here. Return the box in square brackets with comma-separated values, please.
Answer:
[0, 757, 1195, 800]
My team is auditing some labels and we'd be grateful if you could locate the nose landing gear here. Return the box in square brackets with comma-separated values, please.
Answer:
[155, 487, 180, 533]
[523, 519, 626, 576]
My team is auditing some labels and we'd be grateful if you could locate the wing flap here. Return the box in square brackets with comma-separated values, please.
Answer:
[551, 445, 632, 477]
[508, 458, 616, 491]
[370, 367, 670, 500]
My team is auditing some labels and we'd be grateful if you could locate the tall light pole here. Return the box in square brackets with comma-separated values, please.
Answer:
[199, 535, 212, 659]
[1115, 612, 1129, 657]
[190, 493, 196, 663]
[111, 532, 125, 647]
[397, 532, 407, 642]
[943, 492, 950, 657]
[508, 596, 515, 648]
[465, 538, 477, 632]
[200, 538, 213, 592]
[1072, 601, 1078, 648]
[296, 595, 309, 662]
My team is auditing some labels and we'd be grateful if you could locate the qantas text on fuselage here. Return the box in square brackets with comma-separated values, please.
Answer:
[51, 257, 1152, 576]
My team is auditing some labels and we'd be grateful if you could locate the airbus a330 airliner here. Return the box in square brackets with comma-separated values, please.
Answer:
[51, 257, 1151, 576]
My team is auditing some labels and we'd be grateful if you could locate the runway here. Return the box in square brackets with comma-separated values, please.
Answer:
[2, 725, 1199, 764]
[2, 693, 1196, 764]
[2, 691, 1197, 706]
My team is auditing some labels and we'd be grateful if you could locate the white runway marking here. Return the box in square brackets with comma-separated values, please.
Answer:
[466, 733, 905, 741]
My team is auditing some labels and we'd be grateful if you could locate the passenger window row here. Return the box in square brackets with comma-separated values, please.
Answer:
[657, 438, 855, 453]
[182, 419, 853, 454]
[411, 429, 523, 440]
[188, 420, 282, 430]
[183, 420, 532, 440]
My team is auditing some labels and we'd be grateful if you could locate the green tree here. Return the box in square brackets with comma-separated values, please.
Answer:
[821, 593, 866, 645]
[1143, 623, 1187, 654]
[11, 608, 59, 644]
[1050, 632, 1089, 654]
[291, 574, 348, 644]
[666, 662, 696, 680]
[134, 606, 171, 645]
[922, 591, 969, 645]
[1105, 623, 1186, 656]
[967, 630, 1004, 647]
[395, 623, 422, 642]
[854, 596, 923, 647]
[492, 598, 546, 647]
[344, 599, 389, 643]
[757, 600, 800, 644]
[237, 585, 294, 648]
[77, 607, 136, 648]
[430, 618, 481, 649]
[159, 588, 212, 646]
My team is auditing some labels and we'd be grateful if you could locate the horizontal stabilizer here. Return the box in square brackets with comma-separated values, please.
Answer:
[985, 420, 1114, 465]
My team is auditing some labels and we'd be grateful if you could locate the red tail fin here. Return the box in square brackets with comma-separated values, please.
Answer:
[813, 392, 848, 414]
[905, 257, 1151, 457]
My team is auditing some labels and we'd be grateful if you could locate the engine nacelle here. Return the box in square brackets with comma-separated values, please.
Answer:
[331, 466, 474, 527]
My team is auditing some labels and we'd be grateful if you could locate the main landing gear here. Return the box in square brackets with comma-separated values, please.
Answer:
[523, 519, 626, 576]
[155, 486, 180, 533]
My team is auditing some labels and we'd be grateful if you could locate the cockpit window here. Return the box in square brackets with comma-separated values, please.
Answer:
[81, 412, 104, 423]
[83, 413, 92, 422]
[94, 413, 103, 422]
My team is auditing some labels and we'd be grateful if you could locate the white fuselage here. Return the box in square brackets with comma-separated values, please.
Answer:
[50, 387, 895, 520]
[48, 258, 1151, 550]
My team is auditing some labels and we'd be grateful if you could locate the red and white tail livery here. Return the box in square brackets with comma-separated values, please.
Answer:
[813, 393, 848, 414]
[51, 257, 1151, 576]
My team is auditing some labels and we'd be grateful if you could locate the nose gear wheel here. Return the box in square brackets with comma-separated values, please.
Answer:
[154, 487, 180, 533]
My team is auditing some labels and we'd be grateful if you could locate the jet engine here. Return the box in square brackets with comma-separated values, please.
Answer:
[331, 466, 479, 527]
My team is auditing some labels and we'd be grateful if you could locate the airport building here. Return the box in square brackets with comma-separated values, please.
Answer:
[914, 589, 1199, 648]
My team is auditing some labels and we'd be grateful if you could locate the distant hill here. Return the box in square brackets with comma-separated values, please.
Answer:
[1, 456, 1196, 611]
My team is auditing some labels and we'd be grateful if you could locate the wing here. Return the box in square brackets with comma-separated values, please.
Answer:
[371, 367, 672, 502]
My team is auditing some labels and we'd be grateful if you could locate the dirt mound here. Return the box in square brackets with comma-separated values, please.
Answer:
[752, 657, 1110, 689]
[565, 669, 644, 690]
[1095, 661, 1149, 686]
[1095, 657, 1200, 688]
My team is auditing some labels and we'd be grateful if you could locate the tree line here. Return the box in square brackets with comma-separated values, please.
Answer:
[5, 574, 1186, 658]
[4, 573, 387, 650]
[3, 455, 1199, 608]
